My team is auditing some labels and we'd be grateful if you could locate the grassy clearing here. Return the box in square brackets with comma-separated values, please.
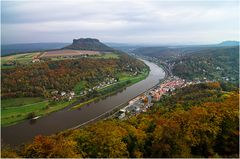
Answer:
[71, 97, 98, 109]
[74, 81, 87, 94]
[118, 72, 137, 81]
[1, 53, 39, 63]
[90, 53, 119, 59]
[1, 98, 75, 127]
[1, 97, 44, 108]
[1, 101, 49, 126]
[101, 53, 119, 59]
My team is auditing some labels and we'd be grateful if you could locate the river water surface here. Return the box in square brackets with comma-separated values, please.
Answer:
[1, 59, 165, 146]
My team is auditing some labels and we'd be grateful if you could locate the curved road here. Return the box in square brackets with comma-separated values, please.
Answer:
[1, 59, 165, 146]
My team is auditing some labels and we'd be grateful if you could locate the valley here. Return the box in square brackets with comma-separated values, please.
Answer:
[1, 40, 239, 158]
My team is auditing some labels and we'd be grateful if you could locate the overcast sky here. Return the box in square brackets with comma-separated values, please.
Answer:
[1, 0, 239, 45]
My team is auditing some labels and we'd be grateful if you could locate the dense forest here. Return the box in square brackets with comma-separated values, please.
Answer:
[2, 82, 238, 158]
[1, 53, 146, 99]
[133, 46, 239, 84]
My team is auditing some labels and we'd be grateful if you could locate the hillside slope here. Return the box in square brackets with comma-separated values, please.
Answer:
[172, 46, 239, 84]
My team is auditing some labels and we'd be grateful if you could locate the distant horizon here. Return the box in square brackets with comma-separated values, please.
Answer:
[1, 39, 239, 46]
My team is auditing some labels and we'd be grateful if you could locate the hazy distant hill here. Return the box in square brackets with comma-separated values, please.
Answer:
[132, 41, 240, 59]
[132, 47, 177, 58]
[1, 43, 70, 56]
[63, 38, 114, 51]
[218, 41, 240, 46]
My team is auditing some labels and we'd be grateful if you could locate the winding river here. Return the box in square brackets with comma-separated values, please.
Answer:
[1, 59, 165, 146]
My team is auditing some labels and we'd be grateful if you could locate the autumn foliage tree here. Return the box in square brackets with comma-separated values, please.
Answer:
[22, 135, 80, 158]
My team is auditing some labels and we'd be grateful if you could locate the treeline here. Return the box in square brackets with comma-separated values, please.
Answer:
[1, 53, 146, 99]
[2, 82, 239, 158]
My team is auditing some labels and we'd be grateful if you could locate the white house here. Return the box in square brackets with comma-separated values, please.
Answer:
[32, 59, 40, 63]
[61, 91, 66, 96]
[70, 91, 75, 96]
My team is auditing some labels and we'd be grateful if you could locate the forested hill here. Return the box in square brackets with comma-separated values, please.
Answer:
[133, 46, 239, 84]
[63, 38, 114, 51]
[171, 46, 239, 84]
[1, 53, 146, 99]
[2, 82, 239, 158]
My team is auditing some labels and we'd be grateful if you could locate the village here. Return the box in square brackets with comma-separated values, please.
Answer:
[50, 76, 119, 101]
[115, 76, 195, 120]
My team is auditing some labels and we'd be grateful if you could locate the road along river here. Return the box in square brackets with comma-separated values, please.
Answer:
[1, 59, 165, 146]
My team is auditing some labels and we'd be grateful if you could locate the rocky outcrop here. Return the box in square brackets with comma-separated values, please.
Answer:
[63, 38, 114, 51]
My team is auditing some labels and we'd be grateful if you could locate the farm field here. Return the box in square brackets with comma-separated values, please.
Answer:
[1, 52, 41, 68]
[1, 50, 118, 69]
[48, 52, 119, 61]
[40, 49, 101, 57]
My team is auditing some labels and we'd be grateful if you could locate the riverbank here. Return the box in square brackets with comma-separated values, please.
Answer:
[1, 99, 76, 127]
[1, 68, 149, 127]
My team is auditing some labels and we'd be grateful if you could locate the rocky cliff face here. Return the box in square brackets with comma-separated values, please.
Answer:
[63, 38, 114, 51]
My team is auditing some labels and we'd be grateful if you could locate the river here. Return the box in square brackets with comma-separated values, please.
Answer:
[1, 59, 165, 146]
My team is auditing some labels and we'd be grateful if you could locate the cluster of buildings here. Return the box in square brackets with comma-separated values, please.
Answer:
[150, 76, 186, 101]
[117, 94, 153, 119]
[31, 53, 42, 63]
[49, 76, 119, 101]
[51, 90, 75, 101]
[94, 77, 118, 89]
[116, 76, 189, 120]
[32, 58, 41, 63]
[79, 77, 118, 95]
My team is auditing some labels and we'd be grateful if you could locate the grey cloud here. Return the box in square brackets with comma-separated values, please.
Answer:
[1, 0, 239, 44]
